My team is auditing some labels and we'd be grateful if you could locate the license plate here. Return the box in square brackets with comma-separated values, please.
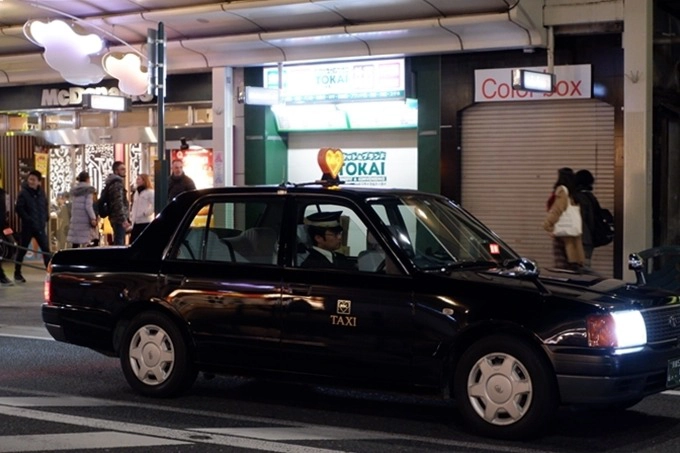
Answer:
[667, 358, 680, 388]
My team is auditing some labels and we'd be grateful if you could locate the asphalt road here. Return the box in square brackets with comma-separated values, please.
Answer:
[3, 265, 680, 452]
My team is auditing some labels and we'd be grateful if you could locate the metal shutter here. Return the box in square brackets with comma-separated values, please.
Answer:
[461, 99, 615, 277]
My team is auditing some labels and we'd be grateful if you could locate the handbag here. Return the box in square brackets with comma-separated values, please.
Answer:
[553, 188, 583, 237]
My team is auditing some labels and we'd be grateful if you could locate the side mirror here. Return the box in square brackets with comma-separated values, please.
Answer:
[501, 257, 539, 277]
[628, 253, 647, 286]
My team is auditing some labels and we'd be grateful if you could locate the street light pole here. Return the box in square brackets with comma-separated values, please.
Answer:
[149, 22, 168, 210]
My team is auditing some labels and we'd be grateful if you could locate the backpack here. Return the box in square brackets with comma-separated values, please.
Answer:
[97, 186, 111, 218]
[584, 192, 614, 247]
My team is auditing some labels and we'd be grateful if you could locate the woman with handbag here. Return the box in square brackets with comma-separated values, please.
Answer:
[543, 167, 585, 271]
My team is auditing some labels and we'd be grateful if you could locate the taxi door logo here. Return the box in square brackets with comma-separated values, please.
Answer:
[331, 299, 356, 327]
[337, 299, 351, 315]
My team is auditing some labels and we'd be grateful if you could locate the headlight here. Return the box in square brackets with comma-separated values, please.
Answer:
[587, 310, 647, 350]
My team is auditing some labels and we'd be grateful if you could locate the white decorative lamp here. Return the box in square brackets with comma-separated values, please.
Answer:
[102, 52, 149, 96]
[23, 19, 106, 85]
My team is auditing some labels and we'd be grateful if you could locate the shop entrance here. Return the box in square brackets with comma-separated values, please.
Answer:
[461, 99, 615, 277]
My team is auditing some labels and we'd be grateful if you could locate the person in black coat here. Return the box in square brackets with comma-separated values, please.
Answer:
[14, 170, 51, 282]
[0, 185, 12, 285]
[167, 159, 197, 202]
[573, 169, 596, 267]
[300, 211, 354, 270]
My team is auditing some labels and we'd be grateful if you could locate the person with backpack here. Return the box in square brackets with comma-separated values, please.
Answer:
[102, 161, 131, 246]
[574, 169, 614, 267]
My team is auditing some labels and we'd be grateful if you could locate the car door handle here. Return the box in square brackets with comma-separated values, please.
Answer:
[164, 274, 185, 286]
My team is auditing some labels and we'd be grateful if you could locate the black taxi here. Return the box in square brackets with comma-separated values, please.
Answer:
[42, 176, 680, 440]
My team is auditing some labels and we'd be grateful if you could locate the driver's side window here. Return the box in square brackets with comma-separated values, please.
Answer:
[295, 202, 395, 274]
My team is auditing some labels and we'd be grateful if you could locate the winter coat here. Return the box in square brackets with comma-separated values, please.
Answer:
[103, 173, 129, 225]
[67, 182, 97, 245]
[168, 173, 196, 201]
[0, 187, 7, 228]
[543, 185, 585, 266]
[15, 182, 49, 233]
[573, 188, 595, 249]
[130, 187, 155, 226]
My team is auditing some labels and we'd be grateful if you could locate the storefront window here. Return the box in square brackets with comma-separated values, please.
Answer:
[44, 112, 75, 130]
[118, 108, 152, 127]
[165, 106, 190, 126]
[193, 105, 212, 124]
[5, 113, 40, 131]
[80, 112, 111, 128]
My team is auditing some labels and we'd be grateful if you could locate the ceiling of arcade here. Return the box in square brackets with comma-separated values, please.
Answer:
[0, 0, 548, 87]
[0, 1, 677, 92]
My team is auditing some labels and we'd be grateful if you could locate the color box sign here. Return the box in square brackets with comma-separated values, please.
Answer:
[264, 59, 405, 104]
[288, 147, 417, 189]
[474, 64, 592, 102]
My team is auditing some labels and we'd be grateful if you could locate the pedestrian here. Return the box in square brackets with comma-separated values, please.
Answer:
[14, 169, 51, 282]
[130, 173, 155, 242]
[543, 167, 585, 271]
[103, 161, 131, 246]
[66, 171, 98, 248]
[168, 159, 196, 201]
[0, 185, 13, 285]
[300, 211, 354, 269]
[573, 169, 597, 267]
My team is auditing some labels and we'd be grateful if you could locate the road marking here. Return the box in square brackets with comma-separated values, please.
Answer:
[0, 387, 557, 453]
[0, 405, 344, 453]
[0, 432, 188, 452]
[193, 426, 392, 440]
[0, 325, 52, 340]
[0, 396, 122, 407]
[662, 390, 680, 396]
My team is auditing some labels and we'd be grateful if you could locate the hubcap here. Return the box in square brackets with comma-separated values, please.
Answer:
[128, 324, 175, 386]
[467, 352, 532, 426]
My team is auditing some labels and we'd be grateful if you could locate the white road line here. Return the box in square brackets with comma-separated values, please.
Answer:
[0, 396, 123, 407]
[192, 426, 392, 441]
[0, 325, 52, 340]
[0, 405, 344, 453]
[0, 431, 188, 452]
[0, 387, 557, 453]
[662, 390, 680, 396]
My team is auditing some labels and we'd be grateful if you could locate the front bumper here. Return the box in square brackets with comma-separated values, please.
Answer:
[549, 344, 680, 405]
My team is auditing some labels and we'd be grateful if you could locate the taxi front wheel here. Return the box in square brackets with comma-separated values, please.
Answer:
[120, 312, 197, 397]
[453, 335, 558, 440]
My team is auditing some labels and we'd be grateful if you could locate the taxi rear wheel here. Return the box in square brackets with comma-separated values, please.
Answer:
[120, 312, 197, 397]
[453, 335, 558, 440]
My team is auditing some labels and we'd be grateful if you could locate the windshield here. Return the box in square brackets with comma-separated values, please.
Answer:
[367, 195, 519, 272]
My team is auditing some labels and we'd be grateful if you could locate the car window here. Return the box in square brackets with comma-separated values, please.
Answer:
[295, 202, 397, 274]
[174, 198, 283, 265]
[367, 195, 518, 271]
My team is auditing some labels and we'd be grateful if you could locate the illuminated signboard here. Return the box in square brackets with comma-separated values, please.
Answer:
[264, 59, 406, 104]
[511, 69, 555, 93]
[82, 93, 131, 112]
[271, 99, 417, 132]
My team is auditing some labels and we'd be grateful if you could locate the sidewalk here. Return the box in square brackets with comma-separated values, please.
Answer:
[0, 264, 49, 337]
